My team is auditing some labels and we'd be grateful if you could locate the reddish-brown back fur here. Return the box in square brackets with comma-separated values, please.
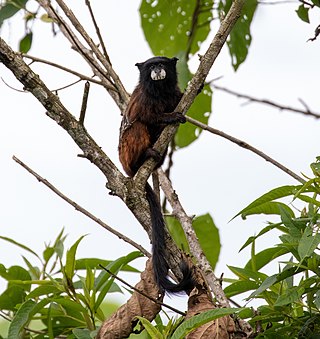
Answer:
[119, 120, 150, 177]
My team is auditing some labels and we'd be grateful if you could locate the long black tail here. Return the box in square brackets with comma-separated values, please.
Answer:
[145, 183, 194, 293]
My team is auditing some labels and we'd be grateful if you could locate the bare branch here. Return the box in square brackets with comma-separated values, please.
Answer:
[79, 81, 90, 125]
[185, 115, 305, 183]
[23, 54, 105, 87]
[0, 38, 124, 192]
[55, 0, 129, 106]
[213, 85, 320, 119]
[85, 0, 111, 64]
[12, 156, 150, 257]
[158, 169, 230, 308]
[37, 0, 128, 111]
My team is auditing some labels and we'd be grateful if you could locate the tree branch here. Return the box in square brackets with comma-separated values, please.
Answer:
[185, 116, 305, 183]
[12, 155, 150, 257]
[158, 169, 230, 308]
[23, 54, 105, 87]
[37, 0, 129, 111]
[213, 85, 320, 119]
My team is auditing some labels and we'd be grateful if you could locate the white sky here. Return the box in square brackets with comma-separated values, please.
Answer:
[1, 0, 320, 311]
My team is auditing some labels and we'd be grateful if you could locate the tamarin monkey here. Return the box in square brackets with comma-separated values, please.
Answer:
[118, 56, 194, 293]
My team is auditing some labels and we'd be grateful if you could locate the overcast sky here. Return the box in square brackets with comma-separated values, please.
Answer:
[1, 1, 320, 310]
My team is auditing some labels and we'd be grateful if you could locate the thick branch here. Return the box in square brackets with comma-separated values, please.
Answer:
[0, 38, 124, 193]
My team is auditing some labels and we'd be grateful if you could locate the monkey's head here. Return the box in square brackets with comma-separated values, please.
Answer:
[135, 56, 179, 94]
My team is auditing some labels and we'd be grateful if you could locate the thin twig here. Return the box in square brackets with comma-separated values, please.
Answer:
[37, 0, 125, 109]
[99, 265, 186, 316]
[79, 81, 90, 125]
[12, 156, 150, 257]
[55, 0, 129, 105]
[23, 54, 105, 87]
[185, 115, 305, 183]
[213, 85, 320, 119]
[1, 77, 26, 92]
[53, 78, 81, 92]
[85, 0, 111, 64]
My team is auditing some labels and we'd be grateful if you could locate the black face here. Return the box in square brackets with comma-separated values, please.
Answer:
[135, 56, 178, 89]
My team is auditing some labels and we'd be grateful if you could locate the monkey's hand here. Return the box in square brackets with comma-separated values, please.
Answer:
[197, 82, 204, 95]
[160, 112, 186, 125]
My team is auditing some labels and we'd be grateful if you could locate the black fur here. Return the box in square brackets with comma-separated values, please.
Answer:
[118, 56, 194, 293]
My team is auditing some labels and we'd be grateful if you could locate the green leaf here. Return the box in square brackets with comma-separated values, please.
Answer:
[26, 285, 61, 300]
[224, 280, 258, 298]
[64, 235, 87, 281]
[192, 213, 220, 270]
[233, 185, 298, 220]
[94, 251, 142, 310]
[248, 267, 304, 299]
[218, 0, 258, 70]
[171, 308, 244, 339]
[245, 247, 289, 271]
[7, 299, 35, 339]
[22, 256, 40, 280]
[40, 13, 54, 23]
[274, 286, 305, 306]
[248, 274, 278, 299]
[0, 286, 25, 311]
[296, 4, 310, 23]
[75, 258, 139, 272]
[279, 205, 302, 238]
[298, 225, 320, 261]
[19, 31, 33, 53]
[165, 216, 189, 252]
[228, 266, 267, 282]
[43, 247, 55, 263]
[0, 0, 28, 27]
[0, 235, 40, 259]
[73, 328, 93, 339]
[54, 296, 87, 313]
[140, 0, 213, 57]
[175, 84, 212, 148]
[239, 222, 284, 251]
[298, 194, 320, 208]
[136, 317, 164, 338]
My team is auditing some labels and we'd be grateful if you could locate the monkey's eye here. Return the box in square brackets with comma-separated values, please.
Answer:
[158, 63, 163, 68]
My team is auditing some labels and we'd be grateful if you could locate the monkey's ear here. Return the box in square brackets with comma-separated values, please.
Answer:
[171, 57, 179, 64]
[135, 62, 143, 69]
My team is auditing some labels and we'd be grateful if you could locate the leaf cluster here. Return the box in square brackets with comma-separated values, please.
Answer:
[225, 157, 320, 337]
[0, 229, 141, 338]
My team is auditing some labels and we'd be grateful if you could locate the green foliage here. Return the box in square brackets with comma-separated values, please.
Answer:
[19, 32, 33, 53]
[0, 0, 29, 27]
[227, 157, 320, 337]
[171, 307, 245, 339]
[135, 308, 245, 339]
[166, 213, 220, 270]
[139, 0, 213, 58]
[218, 0, 258, 71]
[0, 229, 142, 338]
[192, 213, 220, 271]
